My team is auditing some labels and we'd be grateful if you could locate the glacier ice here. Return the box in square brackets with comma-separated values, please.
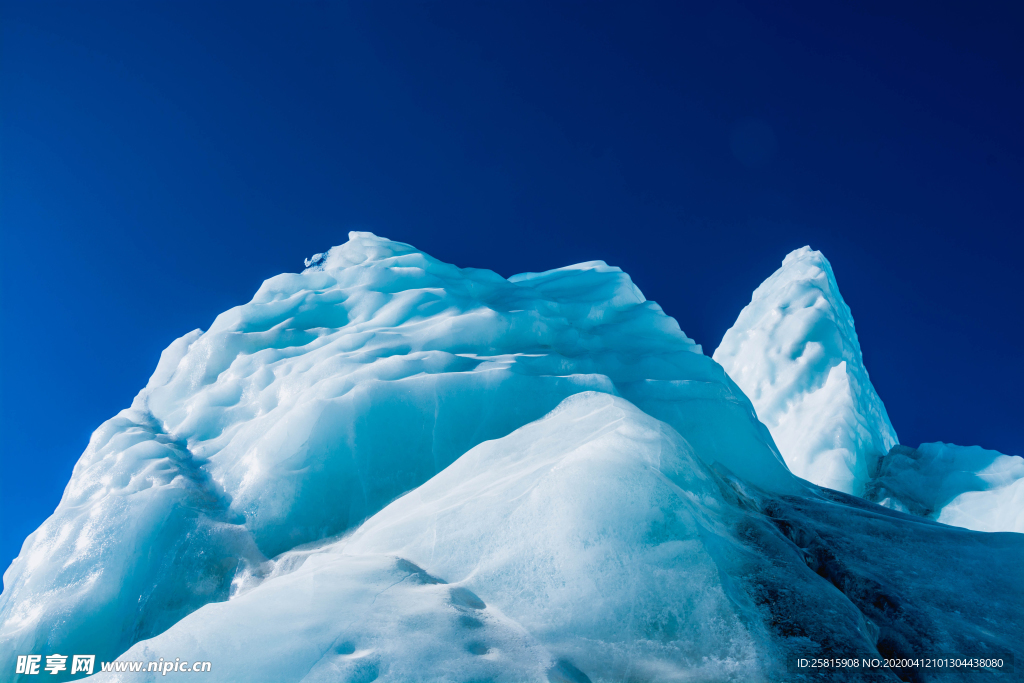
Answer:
[1, 233, 797, 677]
[867, 441, 1024, 533]
[93, 394, 769, 682]
[0, 405, 265, 668]
[93, 393, 1024, 683]
[3, 233, 1021, 682]
[713, 246, 897, 496]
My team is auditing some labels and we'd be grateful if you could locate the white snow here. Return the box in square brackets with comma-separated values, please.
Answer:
[713, 247, 897, 495]
[868, 442, 1024, 533]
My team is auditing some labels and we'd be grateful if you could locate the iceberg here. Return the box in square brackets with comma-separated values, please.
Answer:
[3, 234, 1021, 682]
[867, 442, 1024, 533]
[0, 406, 264, 670]
[713, 247, 897, 496]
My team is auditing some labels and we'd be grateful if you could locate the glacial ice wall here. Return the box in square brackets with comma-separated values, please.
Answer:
[713, 247, 897, 495]
[1, 232, 798, 675]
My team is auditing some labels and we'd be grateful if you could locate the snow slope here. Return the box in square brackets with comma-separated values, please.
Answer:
[867, 442, 1024, 533]
[713, 247, 897, 496]
[94, 394, 770, 683]
[95, 393, 1024, 683]
[1, 233, 795, 676]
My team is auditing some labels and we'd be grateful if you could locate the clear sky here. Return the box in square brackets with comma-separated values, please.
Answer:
[2, 1, 1021, 569]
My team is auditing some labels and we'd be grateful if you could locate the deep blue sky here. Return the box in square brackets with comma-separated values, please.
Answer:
[2, 1, 1021, 569]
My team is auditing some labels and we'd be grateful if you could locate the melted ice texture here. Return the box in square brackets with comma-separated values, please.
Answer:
[713, 247, 898, 496]
[83, 392, 1024, 683]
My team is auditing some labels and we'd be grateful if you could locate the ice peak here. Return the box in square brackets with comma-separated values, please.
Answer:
[758, 247, 845, 312]
[304, 231, 421, 271]
[8, 235, 1022, 681]
[714, 246, 897, 495]
[781, 244, 824, 266]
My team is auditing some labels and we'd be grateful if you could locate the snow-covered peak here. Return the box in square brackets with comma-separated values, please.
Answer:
[304, 231, 422, 271]
[713, 246, 897, 495]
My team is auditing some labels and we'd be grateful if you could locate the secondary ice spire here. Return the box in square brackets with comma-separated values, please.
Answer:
[713, 246, 897, 495]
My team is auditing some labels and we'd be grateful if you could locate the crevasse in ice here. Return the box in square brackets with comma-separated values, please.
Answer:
[713, 247, 897, 495]
[0, 232, 796, 675]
